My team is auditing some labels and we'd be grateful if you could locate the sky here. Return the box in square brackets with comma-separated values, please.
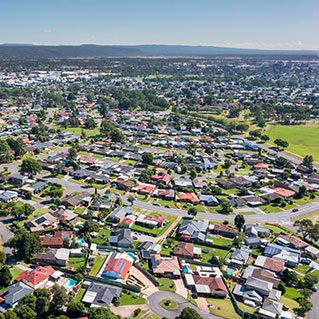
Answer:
[1, 0, 319, 50]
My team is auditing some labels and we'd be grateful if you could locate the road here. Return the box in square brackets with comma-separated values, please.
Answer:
[147, 291, 221, 319]
[308, 283, 319, 319]
[0, 217, 14, 254]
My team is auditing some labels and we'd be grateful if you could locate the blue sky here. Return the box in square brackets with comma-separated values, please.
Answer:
[1, 0, 318, 50]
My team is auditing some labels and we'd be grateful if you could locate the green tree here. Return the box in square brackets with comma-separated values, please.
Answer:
[304, 273, 319, 289]
[176, 307, 203, 319]
[6, 138, 26, 158]
[20, 158, 41, 178]
[8, 229, 42, 262]
[0, 140, 14, 163]
[142, 152, 154, 165]
[234, 214, 245, 231]
[220, 202, 233, 215]
[50, 285, 69, 312]
[84, 116, 96, 129]
[0, 266, 12, 288]
[88, 307, 116, 319]
[188, 207, 198, 216]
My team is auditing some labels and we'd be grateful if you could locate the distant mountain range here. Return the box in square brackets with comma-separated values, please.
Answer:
[0, 44, 317, 59]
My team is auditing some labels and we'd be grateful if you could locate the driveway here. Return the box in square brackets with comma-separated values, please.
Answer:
[147, 291, 221, 319]
[174, 278, 188, 299]
[129, 266, 159, 296]
[0, 217, 14, 254]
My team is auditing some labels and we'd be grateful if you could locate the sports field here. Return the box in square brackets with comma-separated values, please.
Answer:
[266, 123, 319, 163]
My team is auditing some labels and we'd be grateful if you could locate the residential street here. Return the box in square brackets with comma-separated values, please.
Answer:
[147, 291, 221, 319]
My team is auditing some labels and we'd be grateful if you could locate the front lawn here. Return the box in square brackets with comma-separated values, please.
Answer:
[157, 277, 176, 292]
[74, 287, 86, 303]
[131, 212, 177, 236]
[118, 291, 146, 305]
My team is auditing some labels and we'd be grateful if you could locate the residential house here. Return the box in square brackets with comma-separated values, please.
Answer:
[254, 256, 285, 274]
[109, 229, 133, 248]
[62, 191, 92, 208]
[151, 254, 181, 278]
[173, 242, 201, 259]
[152, 188, 175, 200]
[16, 266, 55, 289]
[176, 192, 200, 204]
[101, 252, 134, 280]
[177, 219, 209, 243]
[212, 224, 237, 239]
[82, 282, 122, 307]
[0, 282, 34, 312]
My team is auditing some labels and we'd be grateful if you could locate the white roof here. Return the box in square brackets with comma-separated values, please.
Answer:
[184, 273, 195, 286]
[82, 290, 97, 304]
[195, 284, 210, 294]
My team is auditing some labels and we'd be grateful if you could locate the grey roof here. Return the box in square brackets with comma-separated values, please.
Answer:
[88, 282, 122, 306]
[109, 228, 133, 246]
[4, 282, 34, 305]
[178, 219, 209, 237]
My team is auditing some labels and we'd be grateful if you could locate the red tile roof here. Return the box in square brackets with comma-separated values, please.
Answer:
[176, 192, 200, 203]
[16, 266, 55, 285]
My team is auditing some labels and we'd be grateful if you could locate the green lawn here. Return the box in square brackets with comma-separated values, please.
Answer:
[266, 123, 319, 163]
[61, 126, 101, 138]
[131, 212, 177, 236]
[74, 287, 86, 303]
[207, 297, 241, 319]
[92, 227, 111, 245]
[157, 277, 176, 292]
[118, 292, 146, 305]
[89, 256, 106, 276]
[160, 298, 178, 310]
[66, 257, 86, 271]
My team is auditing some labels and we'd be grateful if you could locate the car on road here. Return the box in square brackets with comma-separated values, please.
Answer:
[153, 203, 161, 207]
[292, 208, 299, 212]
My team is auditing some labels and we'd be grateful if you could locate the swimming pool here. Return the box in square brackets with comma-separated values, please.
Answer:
[63, 278, 77, 290]
[76, 237, 86, 245]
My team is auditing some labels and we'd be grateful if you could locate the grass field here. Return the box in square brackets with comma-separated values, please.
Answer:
[207, 297, 241, 319]
[266, 123, 319, 163]
[118, 292, 146, 305]
[89, 256, 106, 276]
[157, 277, 176, 292]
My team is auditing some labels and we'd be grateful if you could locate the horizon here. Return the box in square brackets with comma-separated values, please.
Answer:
[0, 43, 318, 53]
[1, 0, 319, 50]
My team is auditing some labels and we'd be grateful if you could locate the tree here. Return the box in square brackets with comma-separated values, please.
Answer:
[110, 128, 124, 143]
[236, 123, 249, 133]
[282, 268, 298, 287]
[6, 138, 26, 158]
[234, 214, 245, 231]
[128, 196, 135, 206]
[100, 119, 115, 136]
[0, 266, 12, 288]
[68, 146, 78, 161]
[8, 229, 42, 262]
[4, 310, 17, 319]
[297, 297, 313, 316]
[88, 307, 116, 319]
[261, 135, 270, 142]
[50, 285, 69, 312]
[176, 307, 203, 319]
[220, 202, 233, 215]
[0, 251, 6, 265]
[84, 116, 96, 129]
[67, 301, 86, 317]
[0, 140, 14, 163]
[142, 152, 154, 165]
[293, 219, 313, 239]
[188, 207, 198, 216]
[20, 158, 41, 178]
[13, 305, 36, 319]
[303, 273, 319, 289]
[274, 138, 289, 149]
[302, 155, 314, 168]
